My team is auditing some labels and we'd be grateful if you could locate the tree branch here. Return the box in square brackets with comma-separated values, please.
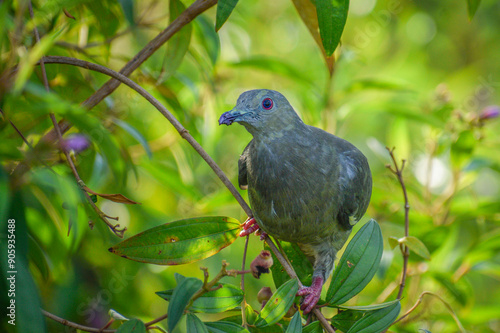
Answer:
[385, 147, 410, 300]
[40, 55, 252, 216]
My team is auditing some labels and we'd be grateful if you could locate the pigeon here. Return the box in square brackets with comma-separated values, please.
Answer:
[219, 89, 372, 313]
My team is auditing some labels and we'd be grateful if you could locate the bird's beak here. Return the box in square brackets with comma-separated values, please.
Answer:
[219, 109, 244, 126]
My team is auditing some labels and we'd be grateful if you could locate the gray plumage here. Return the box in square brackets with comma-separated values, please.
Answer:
[219, 89, 372, 310]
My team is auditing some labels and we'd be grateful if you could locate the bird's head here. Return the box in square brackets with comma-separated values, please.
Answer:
[219, 89, 303, 135]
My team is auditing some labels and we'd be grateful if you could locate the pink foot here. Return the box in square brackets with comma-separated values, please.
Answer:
[240, 217, 260, 237]
[297, 276, 324, 314]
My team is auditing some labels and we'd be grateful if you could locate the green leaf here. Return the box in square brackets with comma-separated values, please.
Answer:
[245, 303, 257, 325]
[187, 313, 209, 333]
[315, 0, 349, 56]
[347, 300, 400, 333]
[157, 282, 244, 313]
[291, 0, 335, 75]
[168, 277, 203, 332]
[116, 318, 147, 333]
[286, 311, 303, 333]
[162, 0, 192, 79]
[118, 0, 135, 26]
[401, 236, 431, 260]
[112, 118, 152, 159]
[336, 299, 400, 311]
[255, 279, 299, 327]
[388, 236, 400, 250]
[303, 320, 322, 333]
[109, 216, 241, 265]
[267, 241, 313, 289]
[331, 310, 365, 332]
[205, 321, 247, 333]
[195, 15, 221, 65]
[327, 219, 383, 305]
[215, 0, 239, 31]
[466, 0, 482, 20]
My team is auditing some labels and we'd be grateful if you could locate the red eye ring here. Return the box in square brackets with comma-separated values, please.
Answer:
[262, 98, 273, 110]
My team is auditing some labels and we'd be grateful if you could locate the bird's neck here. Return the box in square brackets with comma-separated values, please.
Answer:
[252, 116, 307, 143]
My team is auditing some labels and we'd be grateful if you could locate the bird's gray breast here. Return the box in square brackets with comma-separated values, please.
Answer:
[245, 133, 342, 244]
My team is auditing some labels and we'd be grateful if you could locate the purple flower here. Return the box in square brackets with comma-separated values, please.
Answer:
[479, 105, 500, 121]
[61, 134, 90, 153]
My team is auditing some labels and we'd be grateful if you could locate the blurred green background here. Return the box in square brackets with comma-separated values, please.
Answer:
[1, 0, 499, 332]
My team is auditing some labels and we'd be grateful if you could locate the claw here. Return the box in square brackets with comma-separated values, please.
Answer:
[297, 276, 323, 314]
[240, 217, 260, 237]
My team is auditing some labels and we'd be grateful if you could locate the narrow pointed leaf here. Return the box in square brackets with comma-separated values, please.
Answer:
[291, 0, 335, 75]
[347, 300, 400, 333]
[157, 282, 244, 313]
[255, 279, 299, 327]
[327, 219, 383, 305]
[401, 236, 431, 260]
[466, 0, 482, 20]
[118, 0, 135, 26]
[116, 319, 146, 333]
[112, 118, 152, 159]
[205, 321, 247, 333]
[109, 217, 240, 265]
[215, 0, 239, 31]
[336, 299, 400, 311]
[168, 277, 203, 332]
[187, 313, 209, 333]
[162, 0, 192, 78]
[315, 0, 350, 56]
[286, 311, 303, 333]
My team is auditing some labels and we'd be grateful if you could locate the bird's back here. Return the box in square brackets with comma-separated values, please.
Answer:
[240, 124, 372, 249]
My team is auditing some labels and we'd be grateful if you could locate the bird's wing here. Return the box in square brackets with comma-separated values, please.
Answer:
[337, 148, 372, 228]
[238, 140, 253, 190]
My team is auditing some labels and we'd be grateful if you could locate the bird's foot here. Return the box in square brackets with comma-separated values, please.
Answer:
[297, 276, 324, 314]
[240, 217, 260, 237]
[257, 231, 268, 241]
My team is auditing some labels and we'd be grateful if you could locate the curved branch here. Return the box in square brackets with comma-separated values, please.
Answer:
[40, 56, 252, 216]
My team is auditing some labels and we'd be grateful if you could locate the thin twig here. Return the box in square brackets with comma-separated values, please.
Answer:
[42, 310, 115, 333]
[386, 147, 410, 300]
[241, 235, 250, 328]
[392, 291, 466, 332]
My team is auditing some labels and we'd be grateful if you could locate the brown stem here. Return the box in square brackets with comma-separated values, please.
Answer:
[385, 147, 410, 300]
[392, 291, 466, 332]
[241, 235, 250, 328]
[42, 310, 115, 333]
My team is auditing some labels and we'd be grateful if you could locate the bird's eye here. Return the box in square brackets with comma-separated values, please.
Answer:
[262, 98, 273, 110]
